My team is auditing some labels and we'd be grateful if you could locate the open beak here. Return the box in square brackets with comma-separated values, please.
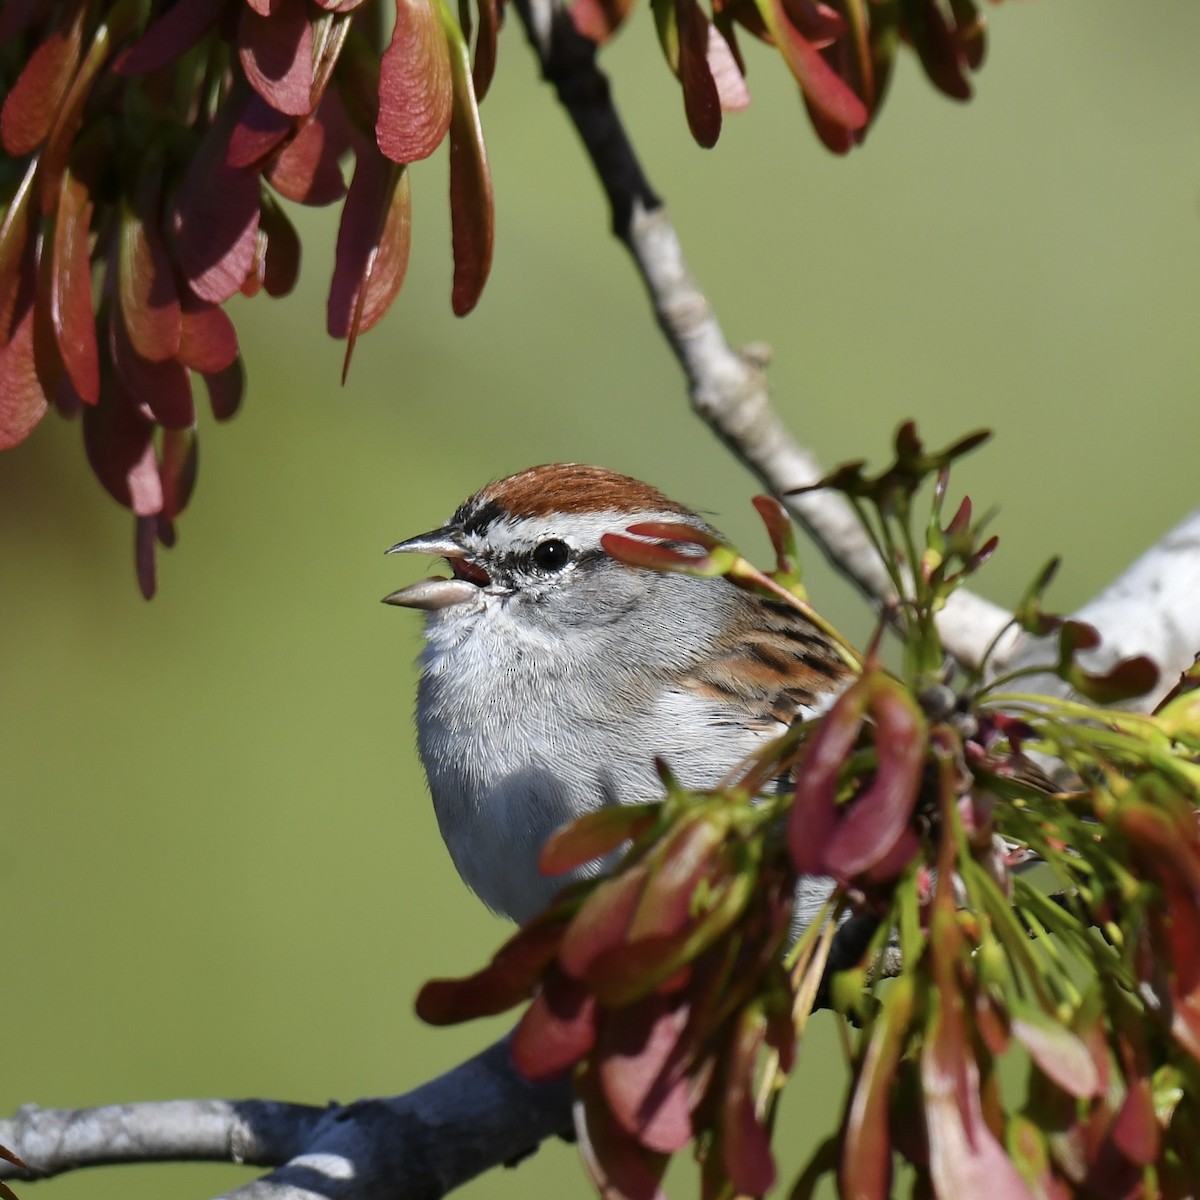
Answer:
[382, 526, 487, 611]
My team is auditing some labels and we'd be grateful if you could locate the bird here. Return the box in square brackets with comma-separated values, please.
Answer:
[384, 464, 851, 924]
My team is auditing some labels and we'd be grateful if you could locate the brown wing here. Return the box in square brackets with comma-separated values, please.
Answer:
[678, 593, 851, 730]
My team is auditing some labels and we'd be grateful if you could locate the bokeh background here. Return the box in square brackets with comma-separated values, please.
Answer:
[3, 1, 1199, 1197]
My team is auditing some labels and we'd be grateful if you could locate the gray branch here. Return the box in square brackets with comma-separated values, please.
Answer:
[0, 1039, 573, 1200]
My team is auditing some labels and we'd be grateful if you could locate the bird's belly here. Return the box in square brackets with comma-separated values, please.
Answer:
[416, 672, 779, 922]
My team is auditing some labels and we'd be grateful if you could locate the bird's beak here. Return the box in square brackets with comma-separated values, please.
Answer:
[382, 526, 484, 610]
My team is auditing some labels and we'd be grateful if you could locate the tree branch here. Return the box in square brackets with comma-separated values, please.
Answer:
[512, 0, 1200, 696]
[1, 1039, 574, 1200]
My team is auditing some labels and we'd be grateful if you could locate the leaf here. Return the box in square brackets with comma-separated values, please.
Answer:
[0, 303, 49, 450]
[265, 97, 349, 205]
[0, 9, 82, 156]
[442, 0, 494, 315]
[628, 813, 729, 941]
[327, 150, 411, 376]
[841, 974, 915, 1200]
[173, 98, 262, 304]
[722, 1006, 776, 1196]
[50, 164, 99, 403]
[259, 194, 302, 296]
[160, 426, 198, 521]
[376, 0, 454, 162]
[823, 675, 926, 880]
[118, 174, 182, 363]
[1009, 1003, 1100, 1100]
[135, 513, 158, 599]
[110, 305, 194, 429]
[238, 0, 317, 117]
[227, 92, 294, 168]
[178, 292, 240, 373]
[922, 911, 1034, 1200]
[576, 1066, 670, 1200]
[201, 359, 245, 421]
[511, 968, 597, 1079]
[755, 0, 867, 131]
[40, 5, 134, 215]
[596, 993, 694, 1153]
[559, 865, 649, 980]
[82, 387, 163, 516]
[789, 676, 869, 874]
[1066, 656, 1159, 707]
[117, 0, 227, 74]
[540, 804, 659, 876]
[471, 0, 500, 100]
[0, 157, 38, 340]
[415, 910, 568, 1025]
[706, 23, 750, 113]
[901, 0, 971, 101]
[676, 0, 721, 147]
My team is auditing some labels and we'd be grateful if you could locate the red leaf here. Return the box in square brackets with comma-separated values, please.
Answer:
[444, 3, 493, 315]
[922, 913, 1033, 1199]
[118, 176, 182, 363]
[559, 865, 649, 981]
[0, 11, 82, 156]
[823, 676, 926, 880]
[471, 0, 500, 100]
[789, 676, 869, 874]
[511, 968, 597, 1079]
[576, 1066, 670, 1200]
[722, 1008, 776, 1196]
[117, 0, 228, 75]
[178, 292, 239, 373]
[110, 306, 194, 429]
[1108, 1074, 1159, 1167]
[779, 0, 843, 45]
[706, 24, 750, 114]
[259, 196, 302, 296]
[415, 911, 568, 1025]
[0, 304, 49, 450]
[628, 815, 728, 941]
[376, 0, 453, 162]
[160, 426, 198, 520]
[82, 388, 163, 515]
[265, 100, 349, 204]
[327, 150, 410, 372]
[756, 0, 867, 131]
[50, 165, 99, 403]
[596, 994, 694, 1153]
[135, 513, 158, 599]
[540, 804, 658, 876]
[1009, 1004, 1100, 1100]
[38, 15, 118, 216]
[238, 0, 316, 116]
[903, 0, 971, 101]
[227, 92, 294, 168]
[173, 100, 261, 303]
[841, 976, 915, 1200]
[201, 358, 245, 421]
[0, 159, 38, 341]
[676, 0, 721, 148]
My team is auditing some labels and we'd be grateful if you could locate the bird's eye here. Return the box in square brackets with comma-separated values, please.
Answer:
[532, 538, 571, 572]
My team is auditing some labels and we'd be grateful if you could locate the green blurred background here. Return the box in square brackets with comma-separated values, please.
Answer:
[3, 1, 1199, 1197]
